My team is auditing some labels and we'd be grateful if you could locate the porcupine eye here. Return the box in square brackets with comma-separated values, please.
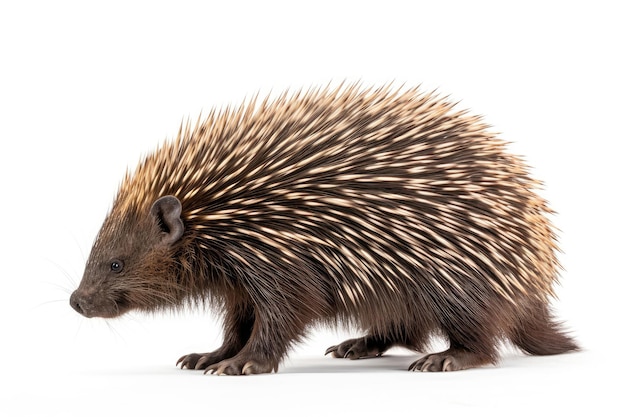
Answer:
[110, 260, 124, 273]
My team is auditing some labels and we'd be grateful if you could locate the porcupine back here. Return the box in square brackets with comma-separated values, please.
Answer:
[112, 84, 572, 362]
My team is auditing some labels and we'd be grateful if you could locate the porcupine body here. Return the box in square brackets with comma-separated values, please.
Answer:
[70, 84, 578, 374]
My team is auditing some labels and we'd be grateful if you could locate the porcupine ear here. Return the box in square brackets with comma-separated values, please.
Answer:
[150, 195, 185, 246]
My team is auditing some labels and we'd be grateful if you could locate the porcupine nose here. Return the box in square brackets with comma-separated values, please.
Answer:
[70, 291, 89, 317]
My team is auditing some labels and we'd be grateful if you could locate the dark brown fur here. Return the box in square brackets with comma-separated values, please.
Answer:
[70, 85, 578, 374]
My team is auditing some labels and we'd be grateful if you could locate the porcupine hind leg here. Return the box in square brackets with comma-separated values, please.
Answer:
[409, 301, 500, 372]
[177, 301, 255, 370]
[325, 335, 395, 359]
[509, 301, 579, 356]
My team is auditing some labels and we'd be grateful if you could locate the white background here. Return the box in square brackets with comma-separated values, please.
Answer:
[1, 1, 623, 415]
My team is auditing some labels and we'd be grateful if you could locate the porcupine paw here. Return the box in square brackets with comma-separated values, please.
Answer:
[205, 356, 274, 376]
[408, 348, 491, 372]
[325, 337, 386, 360]
[177, 352, 227, 370]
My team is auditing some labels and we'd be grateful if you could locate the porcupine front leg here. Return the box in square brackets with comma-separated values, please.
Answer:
[205, 300, 308, 375]
[177, 301, 255, 370]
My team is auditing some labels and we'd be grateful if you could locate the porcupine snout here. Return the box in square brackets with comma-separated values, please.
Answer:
[69, 290, 92, 317]
[70, 289, 115, 318]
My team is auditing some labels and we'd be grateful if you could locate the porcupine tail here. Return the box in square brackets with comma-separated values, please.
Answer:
[509, 301, 579, 355]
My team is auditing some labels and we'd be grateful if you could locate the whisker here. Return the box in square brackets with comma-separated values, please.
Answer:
[105, 320, 125, 341]
[33, 299, 69, 308]
[42, 281, 74, 295]
[43, 257, 79, 289]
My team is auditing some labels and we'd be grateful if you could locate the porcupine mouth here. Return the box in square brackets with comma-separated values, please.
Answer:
[112, 293, 132, 317]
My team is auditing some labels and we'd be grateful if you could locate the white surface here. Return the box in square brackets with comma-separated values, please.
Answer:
[0, 1, 623, 415]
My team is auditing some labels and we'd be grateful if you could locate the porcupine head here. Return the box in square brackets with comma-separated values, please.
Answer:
[70, 193, 186, 318]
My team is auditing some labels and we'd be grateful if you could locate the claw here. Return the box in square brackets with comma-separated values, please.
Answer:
[324, 346, 337, 356]
[241, 362, 254, 375]
[195, 356, 208, 370]
[178, 356, 194, 369]
[326, 337, 389, 360]
[408, 349, 477, 372]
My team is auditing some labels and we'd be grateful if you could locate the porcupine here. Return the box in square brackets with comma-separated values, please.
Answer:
[70, 84, 578, 375]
